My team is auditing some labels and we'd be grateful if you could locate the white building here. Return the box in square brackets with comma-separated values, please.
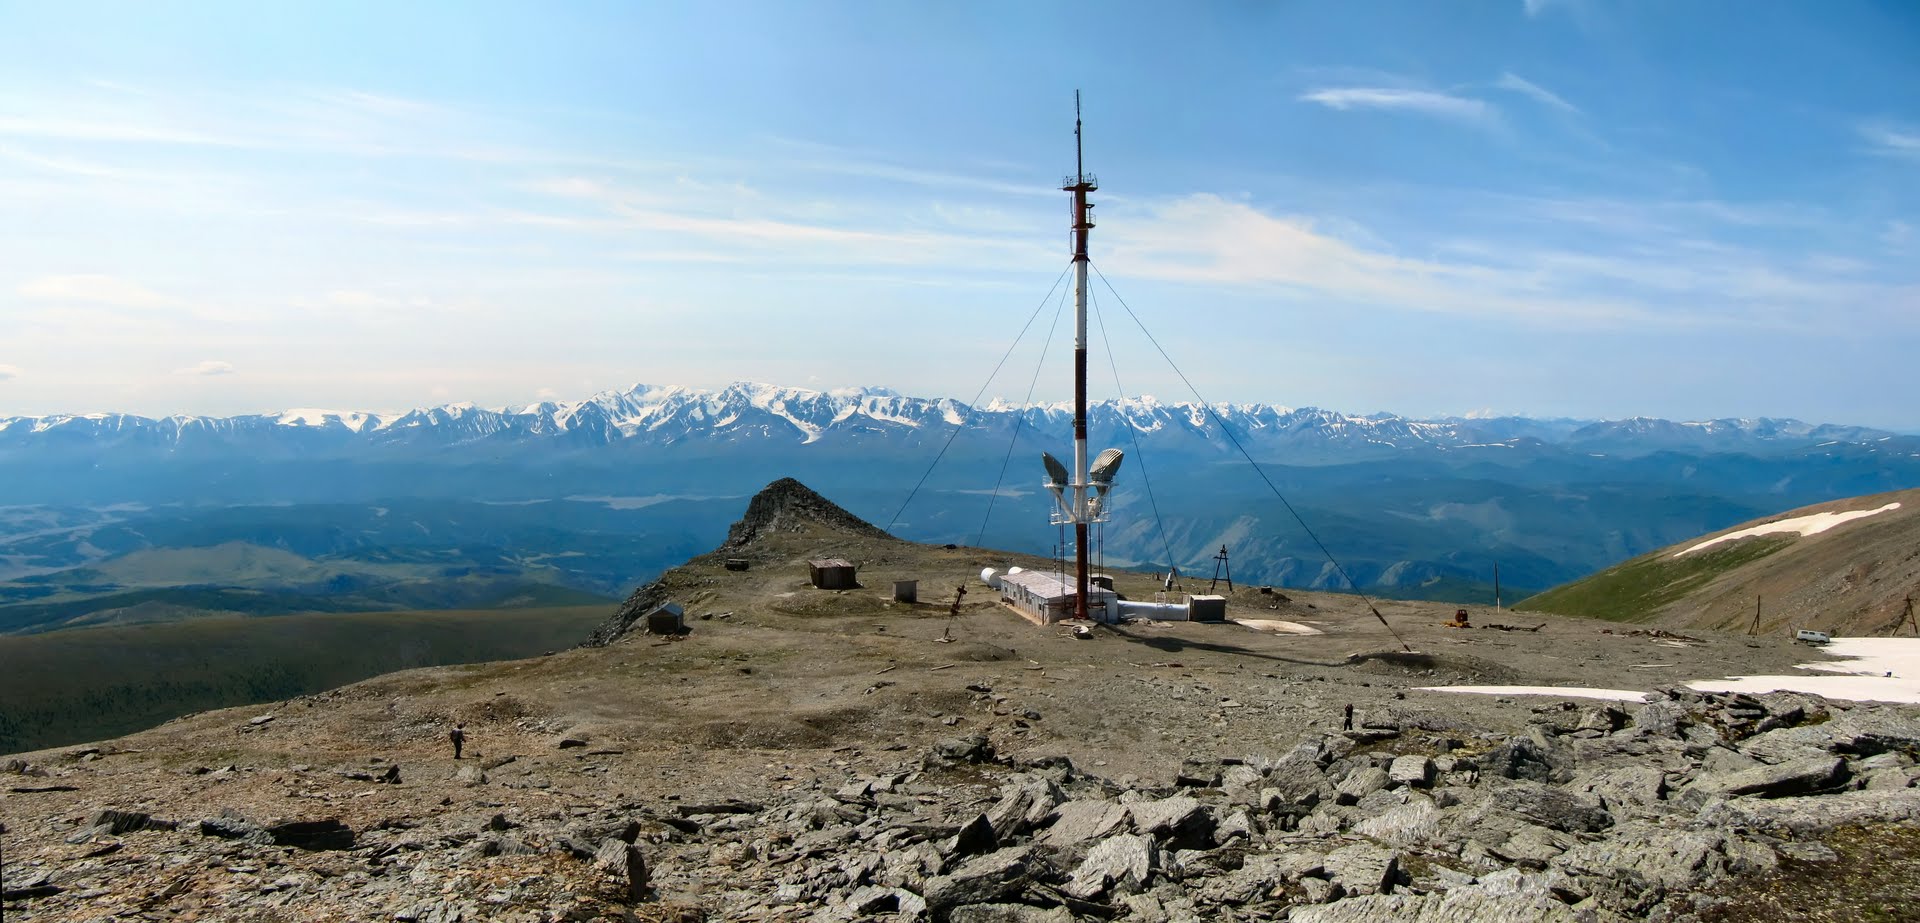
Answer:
[987, 568, 1120, 625]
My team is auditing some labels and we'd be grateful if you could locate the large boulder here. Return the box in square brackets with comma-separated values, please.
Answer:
[1039, 800, 1129, 849]
[1321, 843, 1400, 896]
[1353, 797, 1442, 849]
[1491, 780, 1612, 833]
[1125, 796, 1213, 849]
[1290, 872, 1583, 923]
[1063, 834, 1157, 900]
[923, 847, 1034, 913]
[1679, 756, 1848, 808]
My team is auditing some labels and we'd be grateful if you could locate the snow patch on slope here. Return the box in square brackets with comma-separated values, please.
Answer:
[1673, 502, 1901, 557]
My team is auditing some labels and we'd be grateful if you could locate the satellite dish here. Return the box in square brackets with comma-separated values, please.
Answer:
[1041, 451, 1070, 516]
[1041, 451, 1070, 488]
[1089, 448, 1124, 494]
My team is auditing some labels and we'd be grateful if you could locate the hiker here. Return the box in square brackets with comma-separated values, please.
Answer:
[450, 723, 466, 760]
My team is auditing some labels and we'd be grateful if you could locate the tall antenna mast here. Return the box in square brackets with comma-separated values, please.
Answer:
[1039, 92, 1118, 623]
[1063, 91, 1097, 620]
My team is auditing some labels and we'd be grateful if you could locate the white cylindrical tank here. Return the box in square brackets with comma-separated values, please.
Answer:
[1118, 600, 1189, 621]
[980, 568, 1003, 590]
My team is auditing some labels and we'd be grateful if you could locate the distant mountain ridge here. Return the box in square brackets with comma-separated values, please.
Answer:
[0, 381, 1902, 460]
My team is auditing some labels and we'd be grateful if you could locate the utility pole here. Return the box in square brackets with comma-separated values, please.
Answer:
[1749, 594, 1763, 636]
[1903, 594, 1918, 637]
[1493, 562, 1501, 613]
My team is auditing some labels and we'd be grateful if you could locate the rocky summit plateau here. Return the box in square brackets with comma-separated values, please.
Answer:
[3, 479, 1918, 922]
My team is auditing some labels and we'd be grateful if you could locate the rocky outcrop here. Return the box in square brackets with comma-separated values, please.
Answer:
[583, 477, 896, 646]
[5, 688, 1914, 921]
[718, 477, 892, 551]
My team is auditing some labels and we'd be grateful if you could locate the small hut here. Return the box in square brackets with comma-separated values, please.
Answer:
[808, 558, 857, 590]
[1187, 594, 1228, 622]
[892, 579, 918, 603]
[644, 602, 686, 635]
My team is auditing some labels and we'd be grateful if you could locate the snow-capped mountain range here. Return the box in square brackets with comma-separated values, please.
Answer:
[0, 381, 1902, 460]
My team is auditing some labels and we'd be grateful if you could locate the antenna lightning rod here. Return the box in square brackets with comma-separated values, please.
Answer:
[1076, 90, 1083, 181]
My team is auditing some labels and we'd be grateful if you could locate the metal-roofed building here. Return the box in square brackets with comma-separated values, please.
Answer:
[994, 569, 1119, 625]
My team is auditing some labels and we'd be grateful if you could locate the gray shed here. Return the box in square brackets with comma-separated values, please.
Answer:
[1187, 594, 1228, 622]
[644, 602, 686, 635]
[809, 558, 857, 590]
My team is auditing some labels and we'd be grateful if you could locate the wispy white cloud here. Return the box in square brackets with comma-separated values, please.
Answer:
[175, 360, 235, 376]
[319, 290, 437, 310]
[1298, 88, 1495, 124]
[1859, 122, 1920, 161]
[1494, 72, 1578, 113]
[0, 363, 21, 381]
[18, 274, 186, 308]
[521, 175, 1049, 268]
[1102, 193, 1917, 333]
[1105, 193, 1645, 324]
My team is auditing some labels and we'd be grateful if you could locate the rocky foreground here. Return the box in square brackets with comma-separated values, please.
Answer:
[4, 684, 1918, 922]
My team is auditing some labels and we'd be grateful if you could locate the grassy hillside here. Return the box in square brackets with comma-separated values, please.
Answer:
[1516, 487, 1920, 634]
[0, 604, 608, 754]
[1516, 535, 1795, 622]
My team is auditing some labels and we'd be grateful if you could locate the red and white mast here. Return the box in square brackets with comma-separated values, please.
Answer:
[1064, 92, 1097, 621]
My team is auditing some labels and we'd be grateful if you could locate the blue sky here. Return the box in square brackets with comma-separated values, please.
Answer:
[1, 1, 1916, 428]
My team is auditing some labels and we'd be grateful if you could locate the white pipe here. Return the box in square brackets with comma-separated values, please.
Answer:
[1119, 600, 1189, 621]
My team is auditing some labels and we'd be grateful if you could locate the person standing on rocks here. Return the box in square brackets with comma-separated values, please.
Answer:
[449, 723, 466, 760]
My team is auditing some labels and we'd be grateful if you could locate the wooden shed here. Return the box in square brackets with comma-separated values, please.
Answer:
[644, 602, 686, 635]
[808, 558, 858, 590]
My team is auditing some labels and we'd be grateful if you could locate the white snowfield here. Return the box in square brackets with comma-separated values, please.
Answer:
[1420, 686, 1651, 702]
[1673, 501, 1901, 557]
[1232, 618, 1323, 635]
[1686, 638, 1920, 705]
[1419, 638, 1920, 705]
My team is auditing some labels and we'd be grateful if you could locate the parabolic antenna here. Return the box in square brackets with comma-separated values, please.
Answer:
[1041, 451, 1070, 489]
[1089, 448, 1124, 495]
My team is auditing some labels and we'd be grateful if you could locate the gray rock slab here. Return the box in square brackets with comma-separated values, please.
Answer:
[987, 775, 1064, 836]
[1493, 780, 1612, 833]
[1572, 767, 1667, 816]
[1335, 767, 1389, 805]
[1736, 725, 1840, 765]
[1266, 741, 1333, 805]
[1388, 755, 1436, 788]
[948, 905, 1074, 923]
[1696, 788, 1920, 837]
[1291, 875, 1583, 923]
[1126, 795, 1213, 849]
[593, 839, 647, 901]
[1065, 833, 1157, 899]
[947, 813, 999, 858]
[1554, 824, 1727, 894]
[1353, 797, 1441, 849]
[1682, 755, 1847, 806]
[1041, 799, 1128, 848]
[1322, 843, 1400, 896]
[923, 846, 1032, 911]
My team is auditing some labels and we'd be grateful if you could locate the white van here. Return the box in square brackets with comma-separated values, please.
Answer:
[1795, 629, 1831, 645]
